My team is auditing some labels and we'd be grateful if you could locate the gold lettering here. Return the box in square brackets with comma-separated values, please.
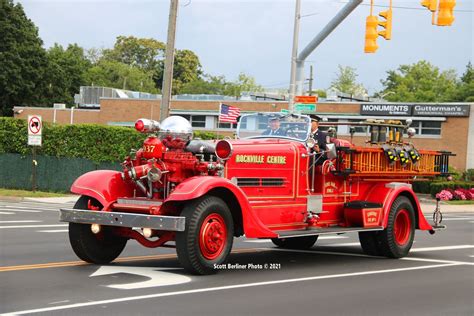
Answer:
[266, 156, 286, 164]
[235, 155, 264, 164]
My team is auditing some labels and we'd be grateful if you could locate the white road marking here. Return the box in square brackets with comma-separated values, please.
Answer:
[410, 245, 474, 252]
[0, 220, 42, 224]
[0, 209, 42, 213]
[0, 211, 15, 215]
[37, 229, 69, 233]
[48, 300, 70, 305]
[441, 217, 474, 221]
[90, 266, 191, 290]
[0, 224, 68, 229]
[320, 242, 360, 247]
[245, 235, 349, 243]
[3, 263, 460, 315]
[267, 247, 474, 265]
[318, 236, 349, 240]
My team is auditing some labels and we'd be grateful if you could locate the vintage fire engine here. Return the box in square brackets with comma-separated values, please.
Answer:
[60, 113, 450, 274]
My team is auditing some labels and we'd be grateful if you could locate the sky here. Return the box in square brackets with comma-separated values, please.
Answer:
[20, 0, 473, 94]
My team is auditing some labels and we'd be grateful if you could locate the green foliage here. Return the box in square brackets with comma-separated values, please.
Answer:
[312, 89, 327, 98]
[41, 43, 92, 105]
[0, 0, 49, 115]
[181, 73, 263, 97]
[452, 62, 474, 102]
[0, 117, 146, 162]
[0, 117, 219, 162]
[413, 180, 474, 197]
[462, 169, 474, 182]
[84, 60, 158, 93]
[380, 60, 458, 102]
[330, 65, 366, 95]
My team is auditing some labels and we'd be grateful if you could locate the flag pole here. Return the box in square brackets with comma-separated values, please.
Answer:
[216, 103, 221, 140]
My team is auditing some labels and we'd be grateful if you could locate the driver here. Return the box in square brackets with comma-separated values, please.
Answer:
[262, 117, 287, 136]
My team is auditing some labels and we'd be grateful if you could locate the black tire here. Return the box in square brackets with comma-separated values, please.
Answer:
[378, 196, 416, 258]
[271, 235, 318, 249]
[176, 196, 234, 275]
[68, 196, 127, 264]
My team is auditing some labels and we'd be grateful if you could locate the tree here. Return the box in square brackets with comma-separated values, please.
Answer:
[103, 36, 202, 94]
[455, 62, 474, 102]
[84, 60, 158, 93]
[180, 75, 228, 95]
[330, 65, 366, 95]
[41, 44, 92, 105]
[102, 36, 165, 72]
[224, 73, 264, 97]
[379, 60, 458, 102]
[0, 0, 49, 115]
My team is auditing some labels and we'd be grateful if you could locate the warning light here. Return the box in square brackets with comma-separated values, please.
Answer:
[378, 9, 393, 40]
[364, 15, 379, 53]
[437, 0, 455, 26]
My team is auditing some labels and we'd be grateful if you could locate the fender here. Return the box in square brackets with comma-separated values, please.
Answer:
[71, 170, 136, 211]
[365, 182, 432, 231]
[165, 176, 277, 238]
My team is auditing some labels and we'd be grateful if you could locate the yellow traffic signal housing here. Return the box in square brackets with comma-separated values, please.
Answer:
[378, 9, 393, 40]
[437, 0, 456, 26]
[364, 15, 379, 53]
[421, 0, 437, 11]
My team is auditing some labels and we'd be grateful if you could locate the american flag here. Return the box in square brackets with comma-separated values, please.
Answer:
[219, 103, 240, 123]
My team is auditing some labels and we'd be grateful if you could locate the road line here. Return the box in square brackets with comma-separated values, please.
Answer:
[0, 211, 15, 215]
[0, 224, 68, 229]
[0, 209, 42, 213]
[401, 257, 474, 266]
[0, 220, 42, 224]
[410, 245, 474, 252]
[441, 217, 474, 221]
[36, 229, 69, 233]
[320, 242, 360, 247]
[244, 239, 272, 243]
[268, 247, 378, 258]
[0, 248, 260, 272]
[318, 236, 348, 240]
[2, 263, 460, 315]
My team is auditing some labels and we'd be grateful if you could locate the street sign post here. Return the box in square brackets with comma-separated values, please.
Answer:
[28, 115, 42, 146]
[27, 115, 42, 192]
[294, 103, 316, 112]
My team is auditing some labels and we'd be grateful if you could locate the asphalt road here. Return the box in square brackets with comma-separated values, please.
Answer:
[0, 199, 473, 316]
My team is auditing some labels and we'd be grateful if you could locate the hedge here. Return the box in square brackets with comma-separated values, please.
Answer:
[413, 181, 474, 197]
[0, 117, 218, 163]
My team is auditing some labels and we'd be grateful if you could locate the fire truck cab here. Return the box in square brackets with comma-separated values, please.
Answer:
[60, 113, 449, 274]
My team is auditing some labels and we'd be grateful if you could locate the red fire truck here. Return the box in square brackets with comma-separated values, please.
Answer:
[60, 113, 449, 274]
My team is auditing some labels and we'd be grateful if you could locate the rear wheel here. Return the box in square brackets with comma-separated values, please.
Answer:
[176, 196, 234, 275]
[360, 196, 415, 258]
[271, 235, 318, 249]
[68, 196, 127, 264]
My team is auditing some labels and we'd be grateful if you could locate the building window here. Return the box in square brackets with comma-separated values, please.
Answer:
[176, 115, 206, 128]
[412, 121, 441, 136]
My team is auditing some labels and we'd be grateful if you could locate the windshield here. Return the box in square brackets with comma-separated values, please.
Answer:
[237, 113, 311, 142]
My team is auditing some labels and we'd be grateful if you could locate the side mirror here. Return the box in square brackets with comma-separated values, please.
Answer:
[326, 143, 337, 160]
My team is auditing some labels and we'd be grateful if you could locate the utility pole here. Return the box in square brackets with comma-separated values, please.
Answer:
[288, 0, 301, 112]
[308, 65, 313, 95]
[160, 0, 179, 121]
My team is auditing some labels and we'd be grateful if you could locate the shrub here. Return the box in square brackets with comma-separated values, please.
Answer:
[430, 181, 474, 198]
[0, 117, 218, 162]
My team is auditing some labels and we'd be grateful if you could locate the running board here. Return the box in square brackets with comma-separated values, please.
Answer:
[276, 226, 384, 239]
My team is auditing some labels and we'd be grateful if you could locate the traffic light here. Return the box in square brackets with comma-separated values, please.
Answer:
[364, 15, 379, 53]
[437, 0, 456, 26]
[421, 0, 437, 11]
[378, 9, 393, 40]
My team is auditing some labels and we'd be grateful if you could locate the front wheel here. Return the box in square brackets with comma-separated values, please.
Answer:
[176, 196, 234, 275]
[68, 196, 127, 264]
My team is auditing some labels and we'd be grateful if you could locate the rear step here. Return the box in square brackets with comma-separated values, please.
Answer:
[276, 226, 384, 239]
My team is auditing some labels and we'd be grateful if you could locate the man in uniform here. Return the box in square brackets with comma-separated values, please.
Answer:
[310, 115, 327, 153]
[262, 116, 287, 136]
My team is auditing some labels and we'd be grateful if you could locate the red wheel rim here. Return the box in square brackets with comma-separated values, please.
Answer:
[394, 209, 411, 246]
[199, 213, 227, 260]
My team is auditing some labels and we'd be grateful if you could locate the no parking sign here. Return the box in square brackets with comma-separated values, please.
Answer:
[28, 115, 42, 146]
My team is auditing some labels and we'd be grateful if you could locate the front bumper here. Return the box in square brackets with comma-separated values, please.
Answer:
[60, 208, 185, 232]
